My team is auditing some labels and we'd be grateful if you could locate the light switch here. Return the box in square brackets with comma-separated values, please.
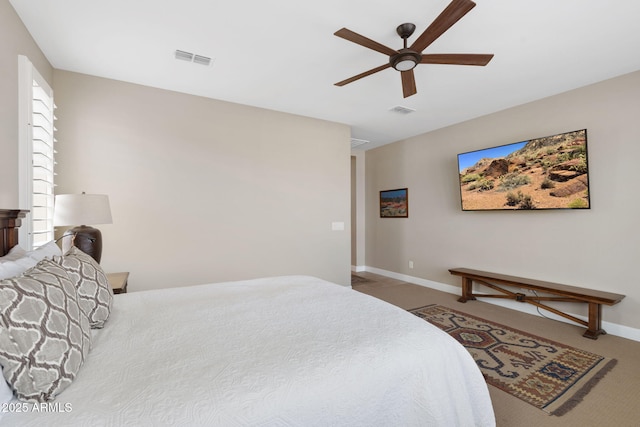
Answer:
[331, 221, 345, 231]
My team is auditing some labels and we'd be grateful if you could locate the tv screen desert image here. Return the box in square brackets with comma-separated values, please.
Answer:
[458, 129, 590, 211]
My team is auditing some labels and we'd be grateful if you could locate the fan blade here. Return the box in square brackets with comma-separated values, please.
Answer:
[335, 63, 391, 87]
[401, 70, 417, 98]
[334, 28, 398, 56]
[421, 53, 493, 66]
[410, 0, 476, 53]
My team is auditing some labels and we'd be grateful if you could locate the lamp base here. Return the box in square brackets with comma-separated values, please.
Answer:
[62, 225, 103, 263]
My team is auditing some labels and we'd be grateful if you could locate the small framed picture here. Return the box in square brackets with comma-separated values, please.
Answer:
[380, 188, 408, 218]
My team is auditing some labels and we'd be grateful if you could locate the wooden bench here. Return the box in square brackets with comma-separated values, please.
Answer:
[449, 268, 625, 339]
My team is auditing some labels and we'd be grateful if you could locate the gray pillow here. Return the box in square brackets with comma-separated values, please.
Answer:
[54, 246, 113, 328]
[0, 258, 92, 402]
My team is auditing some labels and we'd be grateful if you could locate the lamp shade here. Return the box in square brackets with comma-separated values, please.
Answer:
[54, 194, 112, 226]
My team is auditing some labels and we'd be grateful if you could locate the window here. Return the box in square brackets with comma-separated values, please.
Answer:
[18, 56, 56, 250]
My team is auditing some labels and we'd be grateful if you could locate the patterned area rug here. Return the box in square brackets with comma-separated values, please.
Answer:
[410, 304, 617, 416]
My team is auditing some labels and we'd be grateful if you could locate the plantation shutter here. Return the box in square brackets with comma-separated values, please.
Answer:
[18, 55, 56, 250]
[31, 81, 56, 248]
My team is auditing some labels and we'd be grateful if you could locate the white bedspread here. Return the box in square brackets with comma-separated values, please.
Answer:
[3, 275, 494, 426]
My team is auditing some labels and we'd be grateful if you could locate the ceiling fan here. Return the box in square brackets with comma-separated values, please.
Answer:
[334, 0, 494, 98]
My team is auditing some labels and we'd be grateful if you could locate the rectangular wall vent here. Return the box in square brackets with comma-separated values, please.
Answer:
[389, 105, 416, 115]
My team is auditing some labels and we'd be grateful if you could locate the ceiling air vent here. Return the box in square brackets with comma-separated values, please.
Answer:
[193, 55, 212, 66]
[175, 50, 213, 66]
[389, 105, 416, 115]
[175, 50, 194, 62]
[350, 138, 369, 148]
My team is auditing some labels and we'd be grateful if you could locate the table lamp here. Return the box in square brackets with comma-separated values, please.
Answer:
[53, 193, 112, 263]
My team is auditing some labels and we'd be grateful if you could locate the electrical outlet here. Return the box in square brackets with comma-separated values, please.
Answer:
[409, 261, 414, 269]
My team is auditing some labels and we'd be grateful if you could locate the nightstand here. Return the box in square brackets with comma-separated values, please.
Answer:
[107, 272, 129, 294]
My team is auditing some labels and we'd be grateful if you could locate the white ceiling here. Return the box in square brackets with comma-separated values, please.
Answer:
[10, 0, 640, 150]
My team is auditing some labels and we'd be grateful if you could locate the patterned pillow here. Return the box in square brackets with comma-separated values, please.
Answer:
[0, 258, 92, 402]
[54, 246, 113, 328]
[0, 242, 64, 280]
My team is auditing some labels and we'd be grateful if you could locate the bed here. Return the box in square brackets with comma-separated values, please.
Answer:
[0, 209, 495, 426]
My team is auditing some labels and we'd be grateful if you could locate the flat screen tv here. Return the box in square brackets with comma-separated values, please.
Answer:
[457, 129, 590, 211]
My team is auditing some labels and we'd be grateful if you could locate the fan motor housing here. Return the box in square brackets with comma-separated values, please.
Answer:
[390, 49, 422, 71]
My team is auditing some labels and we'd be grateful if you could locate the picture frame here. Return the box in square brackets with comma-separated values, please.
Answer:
[380, 188, 408, 218]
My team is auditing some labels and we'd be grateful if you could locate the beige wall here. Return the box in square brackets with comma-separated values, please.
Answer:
[351, 150, 366, 270]
[53, 70, 351, 290]
[365, 70, 640, 331]
[0, 0, 52, 207]
[351, 156, 357, 266]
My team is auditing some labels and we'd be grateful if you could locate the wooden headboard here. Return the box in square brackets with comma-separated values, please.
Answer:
[0, 209, 29, 256]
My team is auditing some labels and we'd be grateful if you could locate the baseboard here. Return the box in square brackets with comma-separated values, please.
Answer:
[351, 265, 366, 273]
[365, 266, 461, 294]
[364, 266, 640, 342]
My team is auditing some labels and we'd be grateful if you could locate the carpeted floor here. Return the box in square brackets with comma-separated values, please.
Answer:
[352, 271, 640, 427]
[411, 304, 616, 416]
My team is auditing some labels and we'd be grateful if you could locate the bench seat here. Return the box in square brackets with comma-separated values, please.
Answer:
[449, 267, 625, 339]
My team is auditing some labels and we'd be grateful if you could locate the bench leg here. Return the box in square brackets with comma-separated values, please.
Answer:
[458, 277, 476, 303]
[583, 302, 606, 339]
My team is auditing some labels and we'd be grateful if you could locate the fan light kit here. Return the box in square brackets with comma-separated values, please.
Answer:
[334, 0, 494, 98]
[390, 23, 421, 71]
